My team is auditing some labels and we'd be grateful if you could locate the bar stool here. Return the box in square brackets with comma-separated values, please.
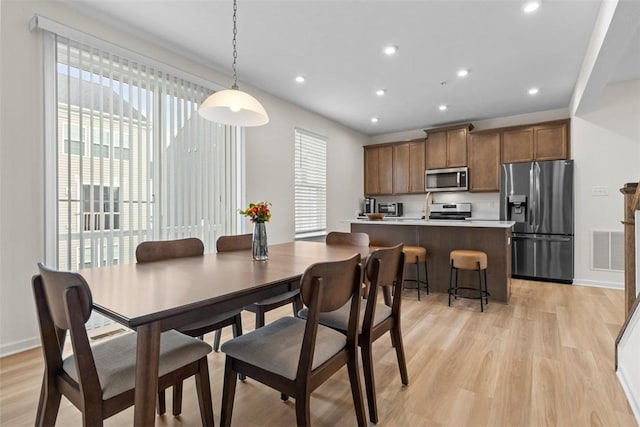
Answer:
[448, 250, 489, 312]
[402, 245, 429, 300]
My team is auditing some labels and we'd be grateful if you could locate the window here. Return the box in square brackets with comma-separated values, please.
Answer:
[294, 128, 327, 239]
[82, 185, 120, 231]
[42, 24, 244, 273]
[62, 123, 88, 156]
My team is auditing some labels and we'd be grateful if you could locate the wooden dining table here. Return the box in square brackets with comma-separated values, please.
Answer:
[79, 240, 371, 425]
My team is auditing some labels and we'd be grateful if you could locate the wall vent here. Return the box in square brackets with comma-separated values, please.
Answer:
[592, 230, 624, 272]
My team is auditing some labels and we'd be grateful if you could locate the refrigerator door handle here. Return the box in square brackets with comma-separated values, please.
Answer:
[528, 165, 535, 228]
[535, 163, 541, 231]
[512, 235, 572, 242]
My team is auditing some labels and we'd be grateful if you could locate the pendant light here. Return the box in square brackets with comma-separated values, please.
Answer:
[198, 0, 269, 126]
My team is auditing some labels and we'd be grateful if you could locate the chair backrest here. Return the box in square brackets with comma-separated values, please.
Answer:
[136, 237, 204, 263]
[216, 234, 252, 252]
[34, 263, 101, 401]
[325, 231, 370, 246]
[297, 254, 362, 379]
[362, 244, 405, 335]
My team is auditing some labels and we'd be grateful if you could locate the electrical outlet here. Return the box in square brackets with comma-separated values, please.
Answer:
[592, 186, 608, 197]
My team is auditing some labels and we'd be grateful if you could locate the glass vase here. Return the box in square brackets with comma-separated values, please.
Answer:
[252, 221, 269, 261]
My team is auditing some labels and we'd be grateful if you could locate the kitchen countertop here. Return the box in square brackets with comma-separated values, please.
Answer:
[349, 218, 515, 228]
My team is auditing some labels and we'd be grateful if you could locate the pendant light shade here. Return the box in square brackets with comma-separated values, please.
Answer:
[199, 88, 269, 126]
[198, 0, 269, 127]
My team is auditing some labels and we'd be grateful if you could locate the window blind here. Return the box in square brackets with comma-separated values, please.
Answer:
[45, 32, 243, 272]
[294, 128, 327, 238]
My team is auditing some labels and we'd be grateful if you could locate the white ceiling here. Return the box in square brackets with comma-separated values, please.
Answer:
[61, 0, 638, 136]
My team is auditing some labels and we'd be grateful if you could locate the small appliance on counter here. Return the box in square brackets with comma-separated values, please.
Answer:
[428, 203, 471, 220]
[363, 197, 376, 214]
[378, 202, 403, 217]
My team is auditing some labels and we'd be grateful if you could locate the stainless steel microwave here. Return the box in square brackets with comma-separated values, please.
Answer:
[425, 167, 468, 192]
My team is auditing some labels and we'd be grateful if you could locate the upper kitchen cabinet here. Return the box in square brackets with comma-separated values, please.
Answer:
[425, 123, 473, 169]
[364, 145, 393, 195]
[502, 119, 569, 163]
[468, 130, 501, 192]
[394, 139, 426, 194]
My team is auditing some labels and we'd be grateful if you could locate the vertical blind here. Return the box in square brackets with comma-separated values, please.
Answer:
[47, 33, 242, 272]
[294, 128, 327, 238]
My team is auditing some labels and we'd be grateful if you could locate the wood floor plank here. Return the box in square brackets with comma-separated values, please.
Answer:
[0, 279, 636, 426]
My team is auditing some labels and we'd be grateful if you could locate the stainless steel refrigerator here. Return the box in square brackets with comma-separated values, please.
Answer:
[500, 160, 574, 283]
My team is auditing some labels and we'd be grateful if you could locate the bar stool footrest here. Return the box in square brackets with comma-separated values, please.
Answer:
[449, 286, 490, 300]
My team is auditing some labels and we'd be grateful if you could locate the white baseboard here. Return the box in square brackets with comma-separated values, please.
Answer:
[0, 336, 40, 358]
[572, 278, 624, 290]
[617, 368, 640, 425]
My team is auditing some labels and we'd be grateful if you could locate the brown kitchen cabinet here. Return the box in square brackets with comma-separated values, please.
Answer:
[364, 145, 393, 195]
[425, 123, 473, 169]
[393, 139, 426, 194]
[468, 130, 501, 192]
[502, 119, 569, 163]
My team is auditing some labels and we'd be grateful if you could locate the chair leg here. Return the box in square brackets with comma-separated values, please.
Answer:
[478, 262, 484, 313]
[347, 356, 367, 427]
[172, 381, 183, 416]
[292, 293, 303, 317]
[231, 315, 246, 381]
[424, 259, 430, 294]
[361, 344, 378, 424]
[415, 257, 421, 301]
[157, 391, 166, 415]
[484, 270, 489, 304]
[213, 329, 222, 352]
[254, 307, 265, 330]
[448, 261, 454, 306]
[220, 357, 238, 427]
[36, 375, 61, 427]
[195, 358, 215, 427]
[391, 325, 409, 386]
[295, 391, 311, 427]
[281, 392, 289, 401]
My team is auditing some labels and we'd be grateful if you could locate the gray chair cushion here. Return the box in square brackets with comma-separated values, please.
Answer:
[63, 330, 212, 399]
[298, 299, 392, 333]
[220, 316, 346, 380]
[254, 289, 299, 306]
[178, 308, 243, 333]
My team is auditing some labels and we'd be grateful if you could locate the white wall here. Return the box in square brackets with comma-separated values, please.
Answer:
[0, 0, 366, 356]
[572, 80, 640, 288]
[244, 97, 367, 243]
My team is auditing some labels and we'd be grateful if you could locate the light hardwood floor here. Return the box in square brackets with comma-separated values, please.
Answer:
[0, 279, 636, 426]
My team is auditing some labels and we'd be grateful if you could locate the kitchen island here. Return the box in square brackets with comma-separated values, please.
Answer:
[351, 219, 515, 302]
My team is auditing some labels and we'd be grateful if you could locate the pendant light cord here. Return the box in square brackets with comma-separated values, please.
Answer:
[231, 0, 239, 90]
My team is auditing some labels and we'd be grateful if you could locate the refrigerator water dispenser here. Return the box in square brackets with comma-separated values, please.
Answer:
[507, 195, 527, 223]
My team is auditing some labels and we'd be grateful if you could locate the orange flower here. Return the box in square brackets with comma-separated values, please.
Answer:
[238, 201, 272, 223]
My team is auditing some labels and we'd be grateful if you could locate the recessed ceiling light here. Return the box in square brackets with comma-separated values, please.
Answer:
[371, 117, 379, 123]
[457, 69, 469, 78]
[523, 1, 540, 13]
[295, 76, 305, 83]
[383, 45, 398, 55]
[438, 105, 448, 111]
[528, 88, 539, 95]
[375, 89, 386, 96]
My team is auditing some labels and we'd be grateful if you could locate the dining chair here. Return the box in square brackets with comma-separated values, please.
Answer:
[219, 254, 367, 427]
[33, 263, 215, 427]
[135, 237, 243, 414]
[216, 234, 303, 329]
[298, 243, 408, 423]
[325, 231, 370, 246]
